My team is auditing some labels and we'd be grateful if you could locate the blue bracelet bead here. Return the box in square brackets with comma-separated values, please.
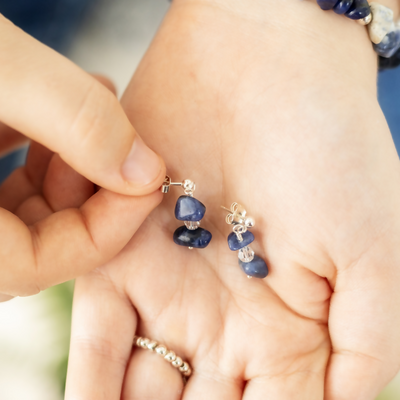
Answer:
[173, 226, 212, 248]
[227, 231, 255, 251]
[239, 256, 269, 279]
[175, 196, 206, 222]
[379, 48, 400, 69]
[317, 0, 339, 10]
[333, 0, 353, 14]
[374, 30, 400, 58]
[345, 0, 370, 20]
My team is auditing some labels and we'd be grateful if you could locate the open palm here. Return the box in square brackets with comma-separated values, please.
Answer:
[66, 1, 400, 399]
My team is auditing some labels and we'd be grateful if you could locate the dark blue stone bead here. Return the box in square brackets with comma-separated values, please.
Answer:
[173, 226, 212, 248]
[345, 0, 370, 20]
[174, 196, 206, 222]
[374, 30, 400, 58]
[317, 0, 339, 10]
[239, 255, 269, 279]
[378, 47, 400, 70]
[333, 0, 353, 14]
[227, 231, 255, 251]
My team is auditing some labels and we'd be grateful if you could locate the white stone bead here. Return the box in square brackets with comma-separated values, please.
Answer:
[368, 3, 396, 44]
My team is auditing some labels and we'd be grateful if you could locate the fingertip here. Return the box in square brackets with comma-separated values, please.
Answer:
[121, 138, 166, 195]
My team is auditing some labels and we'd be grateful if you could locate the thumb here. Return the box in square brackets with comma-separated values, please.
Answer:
[0, 15, 165, 195]
[326, 241, 400, 399]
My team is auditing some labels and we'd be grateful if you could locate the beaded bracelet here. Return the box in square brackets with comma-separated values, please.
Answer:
[317, 1, 400, 70]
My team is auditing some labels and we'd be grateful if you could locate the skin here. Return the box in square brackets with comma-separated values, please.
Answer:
[65, 0, 400, 399]
[0, 14, 166, 299]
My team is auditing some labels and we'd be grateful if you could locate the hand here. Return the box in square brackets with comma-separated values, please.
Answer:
[66, 1, 400, 399]
[0, 14, 166, 299]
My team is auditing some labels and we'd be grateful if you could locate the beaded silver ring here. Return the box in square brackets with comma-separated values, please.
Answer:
[133, 336, 192, 381]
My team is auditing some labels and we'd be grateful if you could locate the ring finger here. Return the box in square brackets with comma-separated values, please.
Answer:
[122, 341, 184, 400]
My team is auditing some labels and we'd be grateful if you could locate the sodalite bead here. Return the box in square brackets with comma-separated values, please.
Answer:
[368, 3, 395, 44]
[333, 0, 353, 15]
[345, 0, 370, 20]
[227, 231, 255, 251]
[373, 30, 400, 58]
[379, 48, 400, 69]
[317, 0, 339, 10]
[239, 256, 269, 279]
[175, 196, 206, 222]
[173, 226, 212, 248]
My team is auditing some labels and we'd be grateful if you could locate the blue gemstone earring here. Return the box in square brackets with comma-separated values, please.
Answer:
[221, 203, 269, 279]
[162, 176, 212, 249]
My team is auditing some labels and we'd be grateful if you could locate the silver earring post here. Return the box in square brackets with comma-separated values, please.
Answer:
[161, 175, 196, 197]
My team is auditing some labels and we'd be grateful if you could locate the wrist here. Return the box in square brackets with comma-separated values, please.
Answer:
[171, 0, 378, 91]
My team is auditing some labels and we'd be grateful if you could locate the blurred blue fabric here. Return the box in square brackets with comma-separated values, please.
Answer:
[0, 0, 94, 183]
[378, 70, 400, 153]
[0, 0, 94, 52]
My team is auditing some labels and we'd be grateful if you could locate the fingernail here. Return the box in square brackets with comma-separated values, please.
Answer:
[122, 136, 162, 185]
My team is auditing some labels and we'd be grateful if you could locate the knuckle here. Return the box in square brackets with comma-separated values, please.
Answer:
[72, 335, 128, 367]
[68, 81, 121, 153]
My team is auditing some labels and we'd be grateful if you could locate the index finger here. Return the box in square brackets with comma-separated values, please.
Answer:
[0, 15, 165, 196]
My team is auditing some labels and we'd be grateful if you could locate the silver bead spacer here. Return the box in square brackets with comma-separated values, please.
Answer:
[165, 351, 177, 362]
[182, 179, 196, 196]
[155, 345, 168, 356]
[357, 13, 373, 25]
[179, 362, 190, 373]
[238, 246, 255, 263]
[245, 217, 255, 228]
[135, 336, 143, 346]
[147, 340, 158, 351]
[172, 357, 183, 368]
[140, 338, 150, 349]
[185, 221, 200, 230]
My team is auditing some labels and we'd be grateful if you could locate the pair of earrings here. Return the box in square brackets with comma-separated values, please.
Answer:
[162, 176, 269, 279]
